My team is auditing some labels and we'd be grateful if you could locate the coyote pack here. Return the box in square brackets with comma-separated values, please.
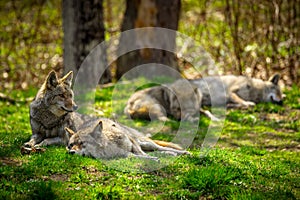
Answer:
[22, 71, 188, 159]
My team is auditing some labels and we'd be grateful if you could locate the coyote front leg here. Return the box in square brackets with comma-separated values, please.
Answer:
[228, 92, 255, 108]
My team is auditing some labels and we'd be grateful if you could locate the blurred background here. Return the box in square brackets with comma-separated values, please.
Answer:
[0, 0, 299, 92]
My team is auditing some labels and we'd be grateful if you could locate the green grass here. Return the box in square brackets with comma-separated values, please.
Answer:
[0, 85, 299, 199]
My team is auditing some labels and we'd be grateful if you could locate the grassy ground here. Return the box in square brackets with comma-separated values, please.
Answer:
[0, 84, 299, 199]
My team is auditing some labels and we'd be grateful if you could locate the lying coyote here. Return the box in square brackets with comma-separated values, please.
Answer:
[22, 71, 188, 159]
[65, 119, 188, 160]
[124, 74, 284, 121]
[190, 74, 283, 107]
[125, 79, 202, 122]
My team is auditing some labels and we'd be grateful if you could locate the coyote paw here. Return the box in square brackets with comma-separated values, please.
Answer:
[23, 142, 33, 148]
[175, 150, 191, 156]
[34, 142, 45, 148]
[20, 145, 46, 155]
[131, 154, 160, 162]
[243, 101, 256, 107]
[157, 116, 170, 122]
[182, 116, 199, 123]
[209, 115, 220, 122]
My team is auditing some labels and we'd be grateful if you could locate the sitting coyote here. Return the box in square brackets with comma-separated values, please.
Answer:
[124, 74, 284, 122]
[23, 71, 78, 148]
[22, 71, 188, 159]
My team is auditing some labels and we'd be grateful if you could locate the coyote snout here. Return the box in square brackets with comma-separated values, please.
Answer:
[269, 93, 283, 105]
[59, 100, 78, 112]
[266, 86, 284, 105]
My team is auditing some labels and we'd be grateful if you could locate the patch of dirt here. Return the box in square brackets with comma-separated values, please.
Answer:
[262, 113, 287, 121]
[42, 174, 69, 182]
[265, 144, 300, 152]
[218, 131, 300, 152]
[82, 166, 109, 177]
[0, 157, 23, 166]
[259, 109, 299, 121]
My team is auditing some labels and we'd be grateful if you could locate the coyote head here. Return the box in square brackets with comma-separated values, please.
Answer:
[167, 80, 202, 121]
[65, 127, 84, 155]
[65, 121, 103, 157]
[40, 71, 78, 116]
[263, 74, 284, 105]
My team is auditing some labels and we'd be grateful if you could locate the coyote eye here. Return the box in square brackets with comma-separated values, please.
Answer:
[75, 140, 83, 146]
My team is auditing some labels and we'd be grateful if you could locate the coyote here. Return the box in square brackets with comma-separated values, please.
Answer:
[190, 74, 283, 108]
[23, 71, 79, 148]
[23, 71, 188, 159]
[125, 79, 202, 122]
[124, 74, 283, 122]
[65, 119, 189, 160]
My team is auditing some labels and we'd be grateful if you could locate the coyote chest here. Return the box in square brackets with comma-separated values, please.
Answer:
[30, 103, 70, 129]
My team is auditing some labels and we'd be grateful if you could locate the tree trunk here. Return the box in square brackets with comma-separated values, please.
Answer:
[62, 0, 111, 84]
[116, 0, 181, 80]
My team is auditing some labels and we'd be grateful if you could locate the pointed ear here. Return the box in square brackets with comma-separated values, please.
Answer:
[268, 74, 280, 85]
[162, 87, 170, 105]
[60, 71, 73, 86]
[46, 71, 58, 89]
[91, 120, 103, 138]
[94, 120, 103, 132]
[194, 88, 203, 104]
[65, 127, 76, 137]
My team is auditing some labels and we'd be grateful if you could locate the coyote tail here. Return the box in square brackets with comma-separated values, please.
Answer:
[153, 140, 183, 150]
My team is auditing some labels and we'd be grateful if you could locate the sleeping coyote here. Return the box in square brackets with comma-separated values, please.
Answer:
[190, 74, 283, 107]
